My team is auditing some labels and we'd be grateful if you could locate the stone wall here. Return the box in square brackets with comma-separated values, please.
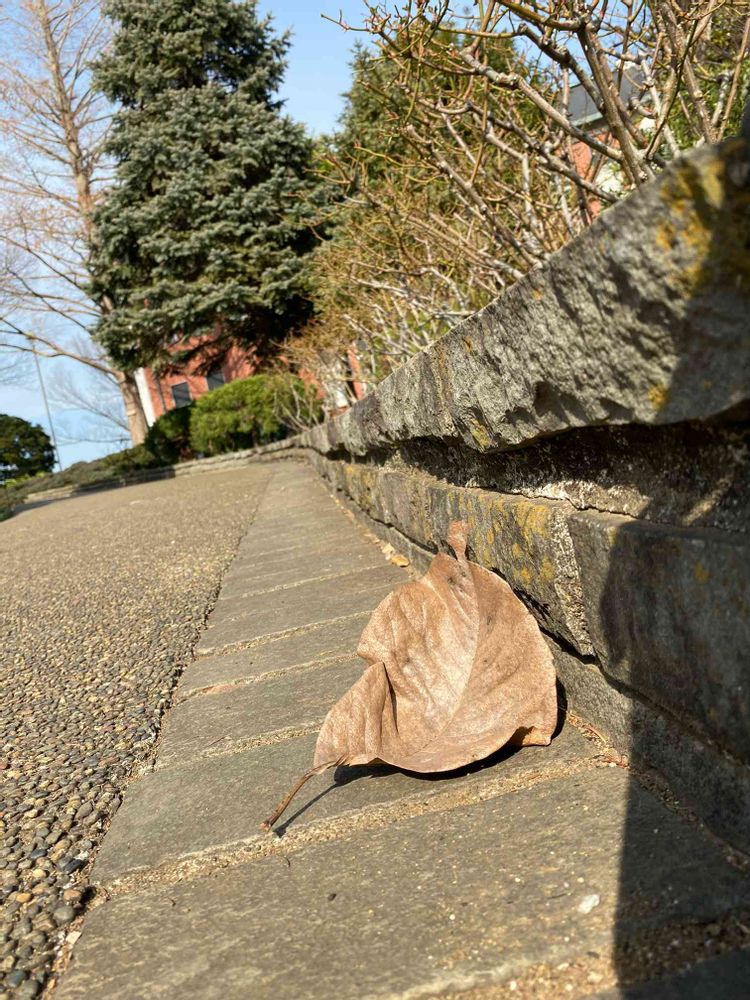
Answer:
[292, 136, 750, 852]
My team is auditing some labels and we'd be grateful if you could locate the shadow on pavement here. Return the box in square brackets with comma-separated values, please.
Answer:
[602, 133, 750, 996]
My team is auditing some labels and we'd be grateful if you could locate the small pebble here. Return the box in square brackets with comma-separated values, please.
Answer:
[578, 894, 601, 915]
[52, 906, 74, 927]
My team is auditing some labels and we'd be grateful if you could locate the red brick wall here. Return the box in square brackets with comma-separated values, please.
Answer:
[144, 339, 259, 420]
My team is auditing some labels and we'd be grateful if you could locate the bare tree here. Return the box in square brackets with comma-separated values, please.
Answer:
[0, 244, 31, 384]
[50, 365, 130, 446]
[294, 1, 749, 410]
[0, 0, 148, 444]
[0, 344, 31, 385]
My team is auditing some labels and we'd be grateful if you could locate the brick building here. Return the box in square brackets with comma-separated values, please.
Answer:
[133, 337, 258, 426]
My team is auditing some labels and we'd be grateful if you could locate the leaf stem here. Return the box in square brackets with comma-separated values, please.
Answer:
[261, 758, 343, 833]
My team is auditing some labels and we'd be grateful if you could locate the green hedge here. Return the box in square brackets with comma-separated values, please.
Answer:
[189, 373, 320, 455]
[145, 405, 195, 464]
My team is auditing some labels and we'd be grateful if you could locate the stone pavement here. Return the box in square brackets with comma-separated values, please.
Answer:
[53, 462, 750, 999]
[0, 463, 273, 1000]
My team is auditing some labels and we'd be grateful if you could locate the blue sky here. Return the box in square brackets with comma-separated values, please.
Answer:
[0, 1, 365, 468]
[260, 1, 366, 135]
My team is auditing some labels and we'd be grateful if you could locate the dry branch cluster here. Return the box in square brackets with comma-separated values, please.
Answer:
[288, 0, 749, 412]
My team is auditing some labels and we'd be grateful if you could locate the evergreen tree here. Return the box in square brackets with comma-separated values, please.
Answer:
[89, 0, 318, 370]
[0, 415, 55, 483]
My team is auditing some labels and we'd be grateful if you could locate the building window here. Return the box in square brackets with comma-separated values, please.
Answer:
[206, 367, 226, 391]
[171, 381, 191, 408]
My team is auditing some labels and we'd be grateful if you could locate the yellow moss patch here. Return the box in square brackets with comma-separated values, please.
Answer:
[516, 501, 551, 544]
[467, 417, 492, 451]
[647, 384, 670, 412]
[656, 142, 750, 294]
[694, 562, 710, 584]
[539, 556, 555, 584]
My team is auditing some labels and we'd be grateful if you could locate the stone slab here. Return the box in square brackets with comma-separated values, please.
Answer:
[158, 659, 365, 766]
[569, 510, 750, 761]
[198, 563, 405, 654]
[177, 614, 372, 697]
[590, 949, 750, 999]
[231, 520, 365, 561]
[92, 724, 596, 885]
[218, 534, 380, 593]
[57, 769, 750, 1000]
[244, 508, 359, 538]
[215, 548, 388, 606]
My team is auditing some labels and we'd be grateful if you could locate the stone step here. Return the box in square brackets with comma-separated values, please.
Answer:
[196, 562, 404, 655]
[157, 658, 366, 767]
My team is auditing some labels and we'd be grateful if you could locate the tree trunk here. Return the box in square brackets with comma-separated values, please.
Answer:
[116, 370, 148, 445]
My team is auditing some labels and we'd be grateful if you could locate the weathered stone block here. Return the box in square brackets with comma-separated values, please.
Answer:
[568, 511, 750, 759]
[56, 770, 750, 1000]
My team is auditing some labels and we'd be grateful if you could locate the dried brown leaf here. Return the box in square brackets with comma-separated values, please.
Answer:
[262, 521, 557, 830]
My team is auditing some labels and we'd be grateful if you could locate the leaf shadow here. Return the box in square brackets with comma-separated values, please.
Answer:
[272, 729, 566, 837]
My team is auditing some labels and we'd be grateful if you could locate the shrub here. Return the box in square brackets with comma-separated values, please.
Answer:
[100, 444, 161, 476]
[0, 484, 21, 521]
[145, 405, 195, 464]
[190, 374, 317, 455]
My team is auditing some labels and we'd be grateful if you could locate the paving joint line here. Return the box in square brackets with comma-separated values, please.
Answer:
[215, 562, 389, 603]
[152, 723, 323, 771]
[176, 652, 359, 702]
[194, 610, 377, 658]
[96, 755, 605, 899]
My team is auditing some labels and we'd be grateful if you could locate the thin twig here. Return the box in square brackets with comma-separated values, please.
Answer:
[261, 757, 345, 833]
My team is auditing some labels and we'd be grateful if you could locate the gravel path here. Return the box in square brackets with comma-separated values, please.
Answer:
[0, 466, 271, 998]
